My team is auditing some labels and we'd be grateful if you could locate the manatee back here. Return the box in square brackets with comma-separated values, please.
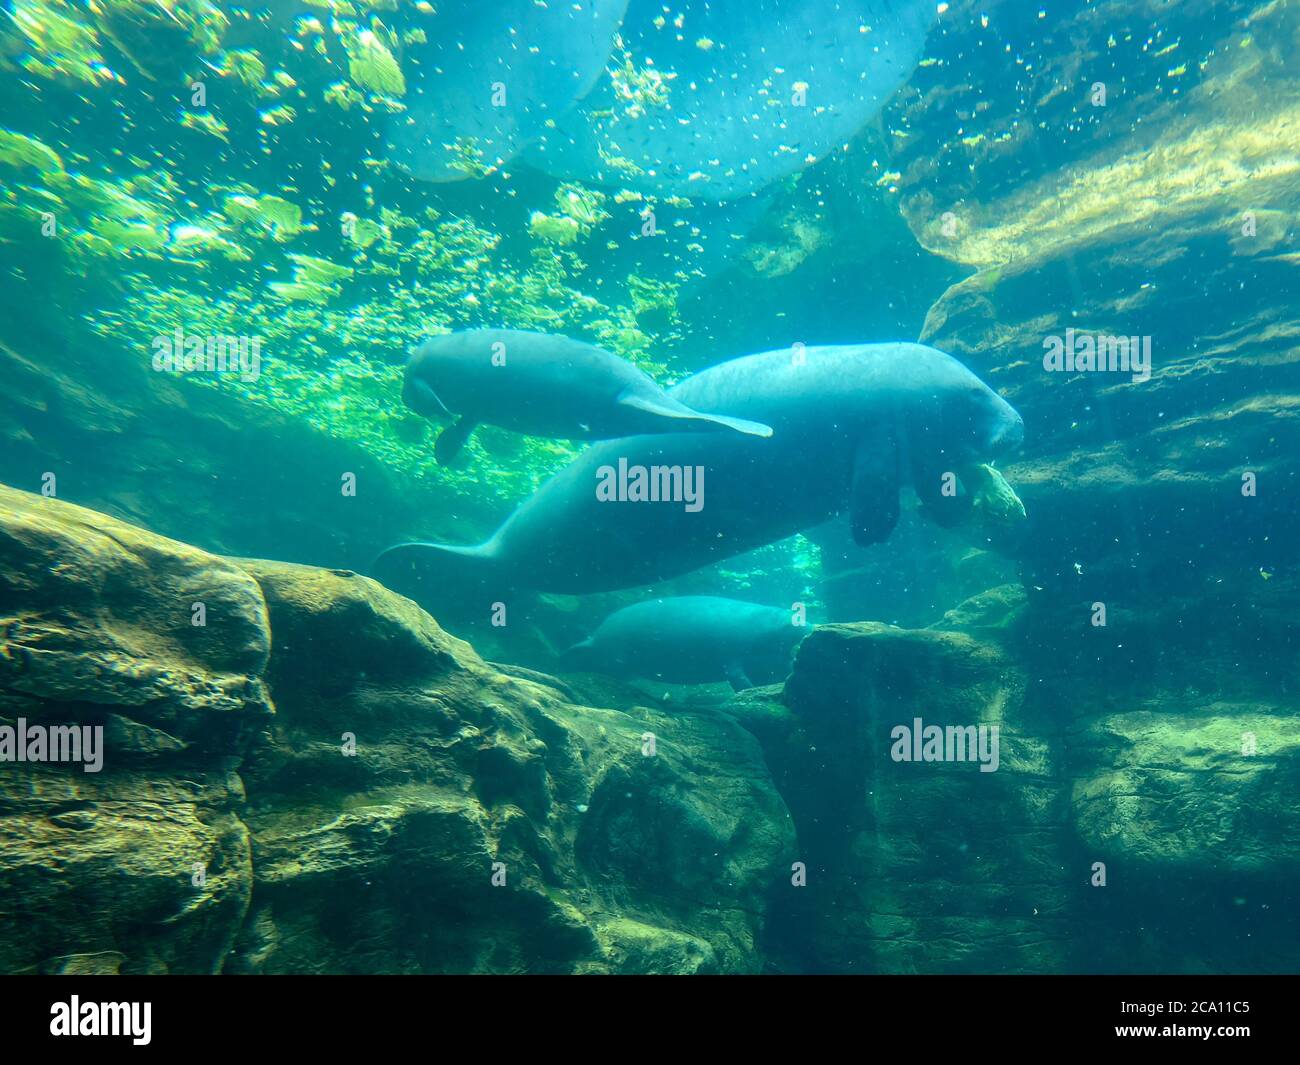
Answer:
[666, 343, 951, 431]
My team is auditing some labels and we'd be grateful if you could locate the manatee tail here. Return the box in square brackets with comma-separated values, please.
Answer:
[370, 538, 510, 613]
[557, 637, 598, 669]
[618, 392, 773, 438]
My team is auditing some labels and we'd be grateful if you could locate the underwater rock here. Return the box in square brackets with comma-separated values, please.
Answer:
[754, 621, 1070, 974]
[230, 557, 792, 974]
[1069, 709, 1300, 876]
[738, 587, 1300, 972]
[1018, 568, 1300, 972]
[0, 484, 269, 974]
[875, 13, 1300, 970]
[0, 485, 270, 710]
[1062, 688, 1300, 972]
[928, 582, 1029, 643]
[0, 487, 793, 973]
[887, 0, 1300, 588]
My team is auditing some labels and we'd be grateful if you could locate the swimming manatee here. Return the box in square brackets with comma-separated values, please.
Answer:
[402, 328, 772, 462]
[375, 341, 1024, 600]
[560, 596, 809, 691]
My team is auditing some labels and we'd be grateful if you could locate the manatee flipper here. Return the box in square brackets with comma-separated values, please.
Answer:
[724, 662, 754, 693]
[434, 417, 478, 464]
[617, 392, 773, 439]
[849, 431, 901, 546]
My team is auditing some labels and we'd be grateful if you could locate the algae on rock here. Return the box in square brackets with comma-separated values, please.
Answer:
[0, 486, 794, 974]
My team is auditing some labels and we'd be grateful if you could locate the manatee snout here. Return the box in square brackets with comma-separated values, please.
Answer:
[985, 393, 1024, 456]
[990, 406, 1024, 455]
[402, 354, 451, 420]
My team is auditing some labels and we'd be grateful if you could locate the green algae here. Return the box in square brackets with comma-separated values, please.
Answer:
[82, 201, 683, 502]
[168, 223, 250, 261]
[323, 81, 365, 111]
[3, 0, 686, 514]
[530, 183, 611, 245]
[341, 213, 385, 249]
[179, 112, 230, 141]
[286, 253, 354, 285]
[7, 0, 112, 88]
[0, 129, 64, 174]
[223, 194, 309, 241]
[555, 183, 610, 229]
[343, 23, 405, 97]
[965, 463, 1027, 526]
[268, 253, 354, 303]
[221, 49, 273, 97]
[89, 217, 167, 252]
[529, 211, 582, 245]
[607, 41, 672, 119]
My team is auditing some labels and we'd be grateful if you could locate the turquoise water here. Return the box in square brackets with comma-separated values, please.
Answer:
[1, 0, 1298, 975]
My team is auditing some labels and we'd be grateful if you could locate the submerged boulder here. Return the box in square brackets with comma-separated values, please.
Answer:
[0, 486, 793, 974]
[884, 0, 1300, 590]
[733, 601, 1300, 973]
[0, 483, 269, 974]
[746, 621, 1070, 974]
[231, 557, 792, 974]
[4, 484, 1297, 974]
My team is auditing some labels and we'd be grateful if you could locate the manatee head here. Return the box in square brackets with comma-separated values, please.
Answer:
[401, 334, 475, 420]
[906, 345, 1024, 464]
[771, 618, 812, 669]
[962, 378, 1024, 459]
[772, 614, 811, 655]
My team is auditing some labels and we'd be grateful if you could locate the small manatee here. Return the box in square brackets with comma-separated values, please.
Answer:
[402, 328, 772, 463]
[559, 596, 809, 692]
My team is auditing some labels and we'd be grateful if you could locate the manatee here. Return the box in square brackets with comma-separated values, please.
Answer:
[527, 0, 937, 200]
[375, 341, 1024, 599]
[560, 596, 808, 691]
[402, 328, 772, 463]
